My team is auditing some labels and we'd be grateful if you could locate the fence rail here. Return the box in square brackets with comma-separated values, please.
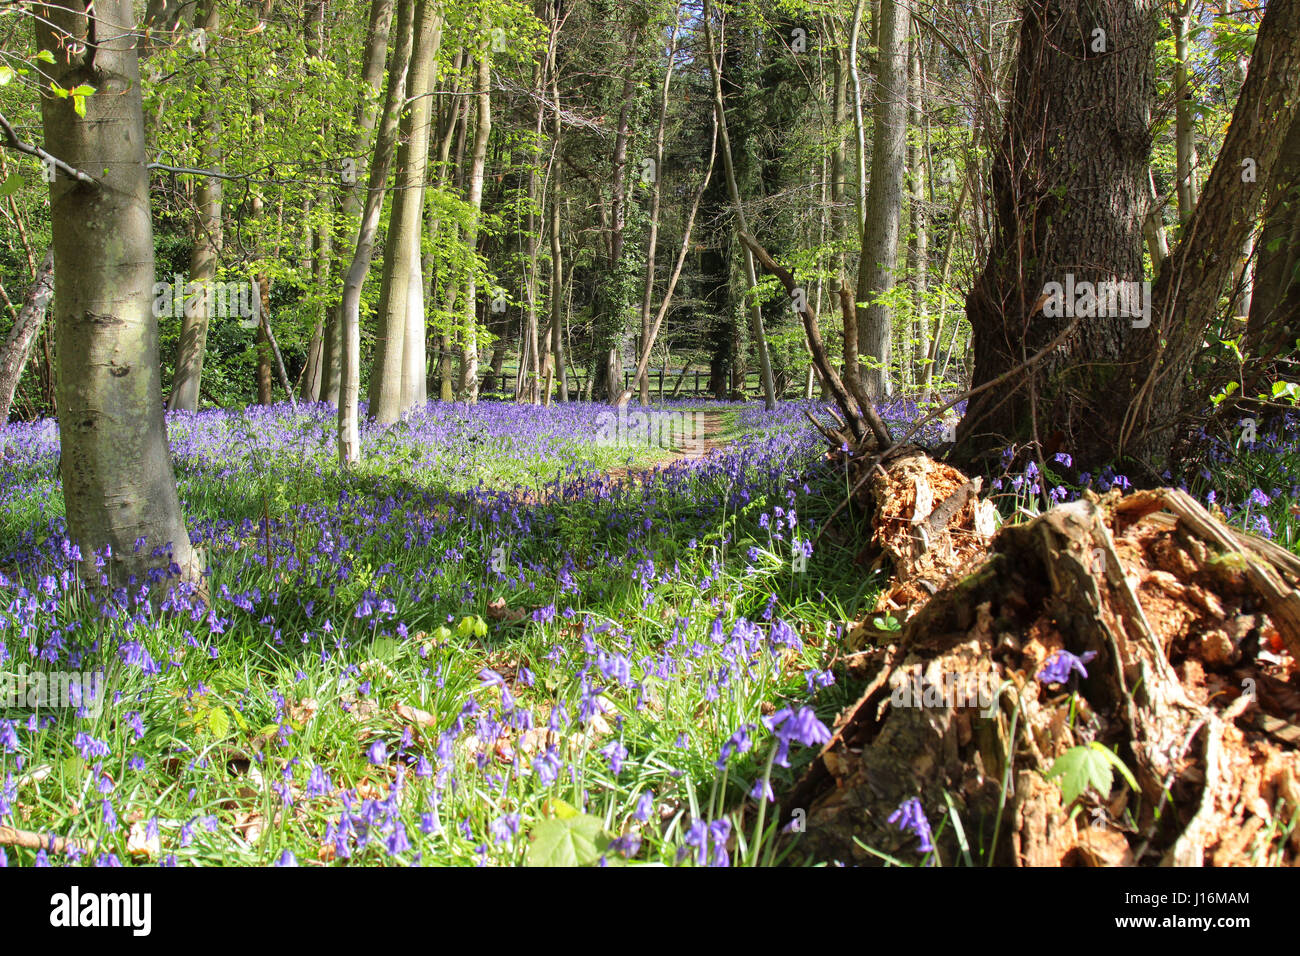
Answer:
[471, 364, 787, 401]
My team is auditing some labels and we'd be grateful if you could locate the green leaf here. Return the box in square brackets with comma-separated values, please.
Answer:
[72, 95, 86, 118]
[525, 814, 610, 867]
[0, 65, 14, 86]
[0, 174, 22, 198]
[207, 705, 231, 739]
[69, 84, 95, 97]
[1046, 742, 1136, 805]
[36, 50, 56, 64]
[1045, 743, 1113, 805]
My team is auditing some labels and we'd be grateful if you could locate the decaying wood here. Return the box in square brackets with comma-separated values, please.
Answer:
[788, 488, 1300, 867]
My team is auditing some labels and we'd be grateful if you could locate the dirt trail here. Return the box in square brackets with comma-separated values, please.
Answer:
[603, 408, 733, 479]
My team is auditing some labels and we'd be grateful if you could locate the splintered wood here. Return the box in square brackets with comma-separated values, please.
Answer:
[859, 448, 1000, 616]
[790, 488, 1300, 867]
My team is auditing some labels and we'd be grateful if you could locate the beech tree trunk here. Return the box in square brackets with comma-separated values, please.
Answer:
[338, 0, 413, 464]
[1173, 0, 1199, 225]
[167, 0, 222, 413]
[854, 0, 910, 400]
[459, 54, 492, 403]
[37, 0, 199, 586]
[368, 0, 441, 422]
[321, 0, 394, 407]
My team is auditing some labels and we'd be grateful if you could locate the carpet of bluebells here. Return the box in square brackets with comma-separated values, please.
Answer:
[0, 398, 1293, 867]
[0, 400, 877, 867]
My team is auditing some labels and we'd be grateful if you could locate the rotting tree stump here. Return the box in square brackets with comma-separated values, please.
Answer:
[787, 487, 1300, 866]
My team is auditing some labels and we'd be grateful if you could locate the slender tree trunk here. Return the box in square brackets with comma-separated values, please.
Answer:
[1173, 0, 1199, 225]
[339, 0, 413, 464]
[322, 0, 393, 407]
[369, 0, 442, 422]
[460, 54, 492, 403]
[1143, 167, 1170, 269]
[1123, 0, 1300, 462]
[37, 0, 198, 586]
[636, 17, 678, 406]
[0, 247, 54, 424]
[255, 277, 273, 404]
[590, 26, 641, 400]
[167, 0, 222, 412]
[854, 0, 909, 399]
[547, 16, 566, 403]
[300, 0, 331, 404]
[907, 35, 928, 396]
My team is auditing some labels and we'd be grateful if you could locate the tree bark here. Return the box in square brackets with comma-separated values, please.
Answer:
[854, 0, 910, 400]
[459, 54, 492, 403]
[338, 0, 413, 464]
[956, 0, 1156, 472]
[37, 0, 198, 587]
[368, 0, 442, 422]
[167, 0, 222, 413]
[1173, 0, 1199, 225]
[1246, 106, 1300, 367]
[322, 0, 394, 407]
[1122, 0, 1300, 464]
[907, 35, 929, 395]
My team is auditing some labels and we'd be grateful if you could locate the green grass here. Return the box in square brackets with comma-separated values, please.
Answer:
[0, 402, 881, 867]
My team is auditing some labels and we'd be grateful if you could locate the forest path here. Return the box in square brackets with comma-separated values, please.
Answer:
[600, 407, 735, 480]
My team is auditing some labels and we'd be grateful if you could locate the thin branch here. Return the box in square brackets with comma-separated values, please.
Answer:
[0, 108, 95, 184]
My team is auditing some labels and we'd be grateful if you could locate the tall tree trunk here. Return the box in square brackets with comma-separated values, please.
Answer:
[615, 116, 718, 407]
[906, 35, 929, 395]
[300, 0, 331, 404]
[37, 0, 198, 586]
[322, 0, 393, 407]
[338, 0, 413, 464]
[956, 0, 1155, 471]
[0, 248, 54, 424]
[255, 277, 273, 404]
[547, 14, 567, 403]
[368, 0, 442, 422]
[854, 0, 909, 400]
[1246, 107, 1300, 364]
[460, 54, 492, 403]
[702, 0, 776, 409]
[1123, 0, 1300, 462]
[635, 16, 678, 406]
[592, 25, 641, 401]
[167, 0, 222, 412]
[1173, 0, 1199, 225]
